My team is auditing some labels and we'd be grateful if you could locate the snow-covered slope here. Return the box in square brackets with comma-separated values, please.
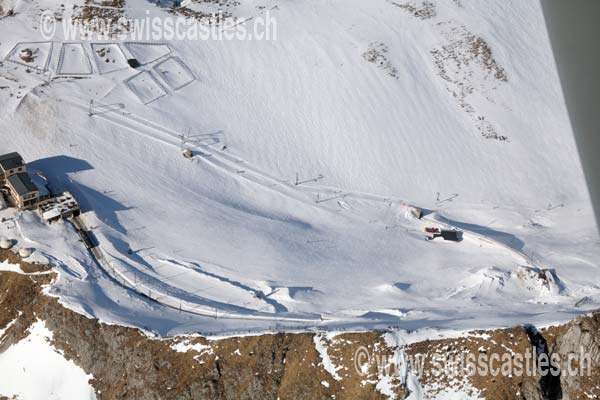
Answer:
[0, 320, 96, 400]
[0, 0, 598, 335]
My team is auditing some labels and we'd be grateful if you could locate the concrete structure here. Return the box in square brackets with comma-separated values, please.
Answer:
[38, 192, 80, 223]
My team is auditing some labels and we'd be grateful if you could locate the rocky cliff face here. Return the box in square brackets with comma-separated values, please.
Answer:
[0, 267, 404, 399]
[0, 259, 598, 400]
[551, 314, 600, 399]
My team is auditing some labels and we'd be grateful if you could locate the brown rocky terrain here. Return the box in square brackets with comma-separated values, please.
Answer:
[0, 255, 598, 399]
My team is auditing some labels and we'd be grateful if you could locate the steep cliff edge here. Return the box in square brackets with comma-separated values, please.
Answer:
[0, 262, 598, 399]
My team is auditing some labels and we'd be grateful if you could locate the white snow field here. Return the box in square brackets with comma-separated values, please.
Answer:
[124, 42, 171, 65]
[125, 70, 168, 104]
[154, 57, 195, 90]
[56, 42, 93, 76]
[91, 43, 130, 74]
[0, 0, 598, 339]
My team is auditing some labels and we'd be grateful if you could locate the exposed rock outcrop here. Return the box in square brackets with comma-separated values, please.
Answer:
[0, 260, 598, 399]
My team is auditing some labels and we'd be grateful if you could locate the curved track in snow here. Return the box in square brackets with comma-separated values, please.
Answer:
[71, 215, 324, 324]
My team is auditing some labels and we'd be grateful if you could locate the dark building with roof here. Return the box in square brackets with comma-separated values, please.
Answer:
[0, 152, 25, 179]
[7, 173, 39, 208]
[0, 152, 40, 209]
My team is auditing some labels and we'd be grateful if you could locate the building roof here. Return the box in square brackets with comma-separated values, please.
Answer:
[31, 172, 50, 197]
[7, 173, 38, 196]
[0, 152, 24, 171]
[42, 208, 62, 221]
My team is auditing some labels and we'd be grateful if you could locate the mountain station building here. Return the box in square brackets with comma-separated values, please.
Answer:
[0, 152, 40, 209]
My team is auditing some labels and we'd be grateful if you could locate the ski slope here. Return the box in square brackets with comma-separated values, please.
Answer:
[0, 0, 598, 336]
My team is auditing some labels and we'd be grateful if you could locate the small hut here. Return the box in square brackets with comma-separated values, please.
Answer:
[440, 230, 462, 242]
